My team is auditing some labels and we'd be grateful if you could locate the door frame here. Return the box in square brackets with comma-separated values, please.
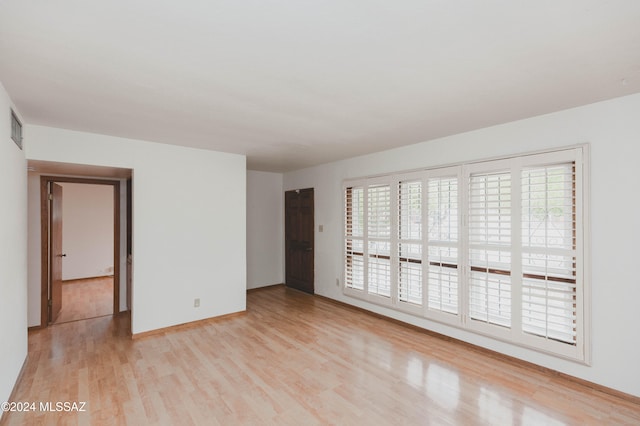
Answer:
[40, 176, 121, 327]
[49, 183, 64, 323]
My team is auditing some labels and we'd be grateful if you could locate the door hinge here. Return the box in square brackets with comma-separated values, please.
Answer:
[48, 193, 53, 201]
[48, 299, 52, 307]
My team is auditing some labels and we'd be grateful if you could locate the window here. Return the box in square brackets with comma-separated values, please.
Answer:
[11, 109, 22, 149]
[398, 180, 422, 306]
[343, 147, 588, 361]
[427, 174, 459, 316]
[468, 170, 512, 328]
[521, 163, 577, 345]
[367, 184, 392, 298]
[345, 186, 364, 290]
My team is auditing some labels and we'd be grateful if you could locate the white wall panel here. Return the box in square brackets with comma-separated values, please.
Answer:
[0, 83, 27, 418]
[25, 126, 246, 334]
[246, 171, 284, 289]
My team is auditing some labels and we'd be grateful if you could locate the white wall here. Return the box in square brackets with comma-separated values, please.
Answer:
[25, 126, 246, 334]
[0, 83, 28, 418]
[283, 93, 640, 398]
[60, 183, 114, 280]
[26, 172, 42, 326]
[246, 170, 284, 289]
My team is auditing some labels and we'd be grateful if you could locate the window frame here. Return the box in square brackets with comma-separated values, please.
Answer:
[397, 174, 425, 315]
[365, 179, 394, 304]
[424, 166, 463, 325]
[345, 186, 363, 292]
[342, 145, 590, 363]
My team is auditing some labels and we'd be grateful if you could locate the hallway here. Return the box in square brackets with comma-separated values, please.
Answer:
[54, 276, 114, 324]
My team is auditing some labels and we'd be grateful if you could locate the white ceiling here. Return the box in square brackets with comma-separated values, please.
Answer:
[1, 1, 639, 172]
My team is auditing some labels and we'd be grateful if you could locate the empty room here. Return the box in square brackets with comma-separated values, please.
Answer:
[1, 1, 640, 425]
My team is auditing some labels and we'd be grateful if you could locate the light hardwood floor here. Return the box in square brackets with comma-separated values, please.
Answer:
[3, 286, 639, 425]
[54, 277, 114, 324]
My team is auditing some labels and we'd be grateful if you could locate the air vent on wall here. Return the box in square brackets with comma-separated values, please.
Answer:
[11, 109, 22, 149]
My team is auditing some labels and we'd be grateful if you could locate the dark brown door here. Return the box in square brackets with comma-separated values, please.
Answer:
[50, 183, 64, 323]
[285, 188, 314, 294]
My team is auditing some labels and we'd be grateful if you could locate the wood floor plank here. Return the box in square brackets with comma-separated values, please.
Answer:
[54, 277, 114, 325]
[2, 286, 639, 425]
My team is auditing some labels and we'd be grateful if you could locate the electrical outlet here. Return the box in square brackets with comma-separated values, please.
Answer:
[194, 298, 200, 308]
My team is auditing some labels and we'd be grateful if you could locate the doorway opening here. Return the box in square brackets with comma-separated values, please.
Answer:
[40, 176, 122, 327]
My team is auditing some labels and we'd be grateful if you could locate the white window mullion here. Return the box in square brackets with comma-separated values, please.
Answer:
[574, 147, 591, 363]
[422, 176, 430, 314]
[390, 178, 400, 305]
[575, 149, 588, 362]
[459, 167, 468, 326]
[363, 185, 369, 295]
[511, 162, 523, 339]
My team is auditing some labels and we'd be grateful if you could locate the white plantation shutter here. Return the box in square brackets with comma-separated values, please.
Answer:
[368, 184, 392, 297]
[468, 171, 512, 328]
[521, 163, 577, 344]
[343, 146, 587, 361]
[427, 177, 459, 315]
[398, 180, 422, 306]
[345, 187, 364, 290]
